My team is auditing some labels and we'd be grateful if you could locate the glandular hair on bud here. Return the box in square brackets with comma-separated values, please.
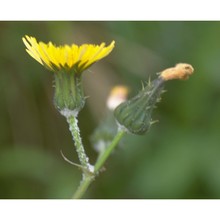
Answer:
[114, 77, 165, 135]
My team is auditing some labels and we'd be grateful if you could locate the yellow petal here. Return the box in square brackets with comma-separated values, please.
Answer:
[22, 35, 115, 73]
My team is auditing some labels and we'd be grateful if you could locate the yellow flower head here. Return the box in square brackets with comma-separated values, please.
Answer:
[22, 35, 115, 73]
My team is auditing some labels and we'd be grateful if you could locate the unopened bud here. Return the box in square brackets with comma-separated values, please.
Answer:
[114, 63, 194, 135]
[106, 85, 129, 110]
[91, 85, 129, 153]
[114, 78, 164, 135]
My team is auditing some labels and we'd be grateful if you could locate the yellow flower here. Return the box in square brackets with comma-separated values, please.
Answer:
[22, 35, 115, 73]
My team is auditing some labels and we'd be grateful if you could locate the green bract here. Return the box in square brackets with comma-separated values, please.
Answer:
[54, 71, 85, 116]
[114, 78, 165, 135]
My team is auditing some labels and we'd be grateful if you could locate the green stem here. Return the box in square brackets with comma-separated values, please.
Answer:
[72, 175, 94, 199]
[72, 129, 125, 199]
[94, 130, 125, 172]
[65, 113, 95, 199]
[66, 114, 90, 170]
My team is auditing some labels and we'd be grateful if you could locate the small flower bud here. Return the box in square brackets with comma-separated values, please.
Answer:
[114, 63, 194, 135]
[106, 85, 129, 110]
[114, 78, 165, 135]
[91, 85, 129, 153]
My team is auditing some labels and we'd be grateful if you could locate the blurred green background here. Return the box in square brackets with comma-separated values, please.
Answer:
[0, 21, 220, 199]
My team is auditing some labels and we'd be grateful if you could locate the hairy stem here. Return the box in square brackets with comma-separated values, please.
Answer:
[66, 113, 125, 199]
[73, 130, 125, 199]
[66, 114, 91, 171]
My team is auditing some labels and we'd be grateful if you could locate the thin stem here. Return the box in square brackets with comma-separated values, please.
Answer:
[94, 130, 125, 172]
[72, 129, 125, 199]
[66, 114, 90, 170]
[72, 175, 94, 199]
[66, 113, 95, 199]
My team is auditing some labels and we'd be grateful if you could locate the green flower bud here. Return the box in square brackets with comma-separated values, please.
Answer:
[91, 85, 129, 154]
[54, 71, 85, 117]
[91, 114, 118, 154]
[114, 63, 195, 135]
[114, 77, 165, 135]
